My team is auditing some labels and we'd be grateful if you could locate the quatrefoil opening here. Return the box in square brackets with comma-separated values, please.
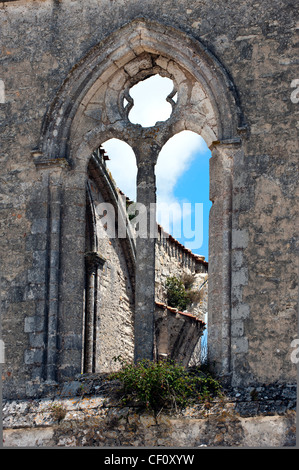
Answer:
[123, 75, 177, 128]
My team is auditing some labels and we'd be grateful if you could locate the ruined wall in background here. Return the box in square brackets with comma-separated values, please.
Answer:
[87, 177, 135, 372]
[155, 226, 208, 321]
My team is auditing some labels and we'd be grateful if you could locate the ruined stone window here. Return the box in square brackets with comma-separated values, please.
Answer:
[35, 19, 243, 384]
[127, 75, 174, 127]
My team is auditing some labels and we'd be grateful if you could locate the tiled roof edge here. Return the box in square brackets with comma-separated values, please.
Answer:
[155, 301, 206, 327]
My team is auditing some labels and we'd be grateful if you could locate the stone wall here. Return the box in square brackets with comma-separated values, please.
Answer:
[154, 303, 205, 366]
[0, 0, 297, 401]
[3, 405, 296, 448]
[2, 375, 296, 448]
[87, 176, 135, 372]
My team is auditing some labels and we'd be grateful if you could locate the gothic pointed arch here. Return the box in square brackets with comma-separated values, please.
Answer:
[35, 18, 245, 167]
[33, 18, 246, 383]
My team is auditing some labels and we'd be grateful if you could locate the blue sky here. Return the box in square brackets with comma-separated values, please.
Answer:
[103, 75, 212, 261]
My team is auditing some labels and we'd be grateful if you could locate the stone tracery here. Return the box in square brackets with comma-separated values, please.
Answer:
[33, 18, 243, 381]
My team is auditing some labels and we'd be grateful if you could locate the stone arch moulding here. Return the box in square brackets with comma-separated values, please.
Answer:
[35, 18, 245, 163]
[33, 18, 246, 384]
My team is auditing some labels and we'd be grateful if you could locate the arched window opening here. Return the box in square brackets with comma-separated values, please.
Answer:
[155, 130, 211, 365]
[156, 131, 211, 260]
[82, 141, 137, 373]
[102, 138, 137, 202]
[27, 19, 244, 390]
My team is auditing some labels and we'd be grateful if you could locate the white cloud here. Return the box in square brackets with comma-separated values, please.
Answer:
[103, 138, 137, 201]
[103, 131, 205, 238]
[156, 131, 204, 195]
[128, 75, 174, 127]
[155, 131, 205, 232]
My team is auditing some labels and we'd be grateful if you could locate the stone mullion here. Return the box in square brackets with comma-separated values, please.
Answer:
[133, 145, 159, 363]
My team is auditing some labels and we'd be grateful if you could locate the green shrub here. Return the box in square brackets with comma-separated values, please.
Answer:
[165, 275, 202, 311]
[165, 276, 189, 311]
[109, 358, 222, 413]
